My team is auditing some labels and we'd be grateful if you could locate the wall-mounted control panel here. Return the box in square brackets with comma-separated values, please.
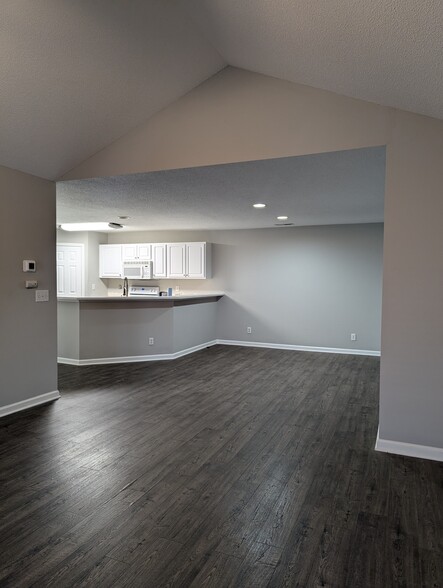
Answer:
[23, 260, 36, 272]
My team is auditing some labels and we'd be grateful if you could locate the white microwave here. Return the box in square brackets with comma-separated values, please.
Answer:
[123, 261, 152, 280]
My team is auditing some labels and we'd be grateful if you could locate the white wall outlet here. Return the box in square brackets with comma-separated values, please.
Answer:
[351, 333, 357, 341]
[25, 280, 38, 289]
[175, 285, 180, 293]
[149, 337, 154, 345]
[35, 290, 49, 302]
[247, 326, 252, 334]
[91, 283, 96, 291]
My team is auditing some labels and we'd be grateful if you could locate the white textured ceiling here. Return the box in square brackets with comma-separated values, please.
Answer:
[0, 0, 224, 179]
[180, 0, 443, 120]
[2, 2, 440, 181]
[57, 147, 386, 231]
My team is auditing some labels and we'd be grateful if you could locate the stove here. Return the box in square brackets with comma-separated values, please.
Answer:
[128, 285, 160, 297]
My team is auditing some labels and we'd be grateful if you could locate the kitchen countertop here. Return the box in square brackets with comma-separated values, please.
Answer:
[58, 292, 224, 303]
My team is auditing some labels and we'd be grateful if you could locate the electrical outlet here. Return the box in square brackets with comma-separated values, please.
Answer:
[35, 290, 49, 302]
[247, 326, 252, 334]
[149, 337, 154, 345]
[175, 285, 180, 293]
[91, 283, 96, 291]
[351, 333, 357, 341]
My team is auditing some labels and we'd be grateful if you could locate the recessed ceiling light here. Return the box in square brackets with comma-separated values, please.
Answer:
[253, 203, 266, 208]
[277, 216, 288, 220]
[118, 216, 129, 219]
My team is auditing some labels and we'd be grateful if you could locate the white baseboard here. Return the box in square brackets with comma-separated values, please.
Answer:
[375, 428, 443, 462]
[0, 390, 60, 419]
[58, 338, 379, 366]
[58, 340, 218, 366]
[216, 339, 380, 357]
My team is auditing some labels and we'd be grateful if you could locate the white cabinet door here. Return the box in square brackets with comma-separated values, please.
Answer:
[152, 243, 167, 278]
[122, 244, 138, 261]
[122, 243, 151, 261]
[137, 243, 151, 260]
[57, 244, 84, 296]
[167, 243, 186, 278]
[186, 242, 206, 279]
[166, 242, 208, 278]
[99, 245, 123, 278]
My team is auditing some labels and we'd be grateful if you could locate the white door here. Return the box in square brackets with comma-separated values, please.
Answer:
[152, 244, 167, 278]
[167, 243, 186, 278]
[187, 243, 206, 278]
[57, 244, 84, 297]
[99, 244, 123, 278]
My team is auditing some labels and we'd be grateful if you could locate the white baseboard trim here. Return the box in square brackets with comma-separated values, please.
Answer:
[0, 390, 60, 419]
[58, 338, 379, 366]
[58, 340, 218, 366]
[375, 428, 443, 462]
[215, 339, 380, 357]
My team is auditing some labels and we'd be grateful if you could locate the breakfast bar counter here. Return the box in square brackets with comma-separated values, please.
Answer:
[57, 293, 224, 365]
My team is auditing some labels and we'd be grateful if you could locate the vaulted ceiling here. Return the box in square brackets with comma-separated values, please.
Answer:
[181, 0, 443, 121]
[0, 1, 225, 179]
[1, 1, 441, 180]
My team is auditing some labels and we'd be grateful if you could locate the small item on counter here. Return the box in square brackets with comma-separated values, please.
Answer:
[167, 287, 173, 296]
[159, 291, 167, 296]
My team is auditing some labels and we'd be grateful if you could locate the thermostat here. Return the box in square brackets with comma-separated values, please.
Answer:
[23, 260, 36, 272]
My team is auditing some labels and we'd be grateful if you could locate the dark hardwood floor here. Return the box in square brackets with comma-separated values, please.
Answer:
[0, 345, 442, 587]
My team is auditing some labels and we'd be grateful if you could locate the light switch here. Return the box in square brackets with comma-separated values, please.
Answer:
[35, 290, 49, 302]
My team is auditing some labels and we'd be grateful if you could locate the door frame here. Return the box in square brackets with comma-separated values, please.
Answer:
[56, 243, 86, 297]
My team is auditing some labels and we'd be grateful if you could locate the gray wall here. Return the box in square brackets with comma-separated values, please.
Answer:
[57, 301, 79, 360]
[108, 223, 384, 351]
[380, 111, 443, 448]
[173, 303, 217, 353]
[79, 303, 172, 359]
[0, 165, 58, 407]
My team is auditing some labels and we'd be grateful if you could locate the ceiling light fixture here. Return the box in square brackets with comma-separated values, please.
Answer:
[277, 215, 289, 220]
[253, 203, 266, 208]
[59, 222, 124, 232]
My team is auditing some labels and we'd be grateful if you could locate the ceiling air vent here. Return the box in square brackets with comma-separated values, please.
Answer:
[274, 222, 294, 226]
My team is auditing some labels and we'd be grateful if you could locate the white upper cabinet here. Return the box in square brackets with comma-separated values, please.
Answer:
[152, 243, 167, 278]
[166, 242, 210, 279]
[99, 242, 210, 280]
[99, 244, 123, 278]
[122, 243, 151, 261]
[187, 242, 207, 279]
[167, 243, 187, 278]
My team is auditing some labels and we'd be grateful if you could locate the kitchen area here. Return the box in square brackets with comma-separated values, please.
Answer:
[57, 237, 224, 365]
[56, 148, 385, 365]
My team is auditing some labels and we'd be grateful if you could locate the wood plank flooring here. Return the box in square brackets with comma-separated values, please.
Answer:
[0, 345, 442, 587]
